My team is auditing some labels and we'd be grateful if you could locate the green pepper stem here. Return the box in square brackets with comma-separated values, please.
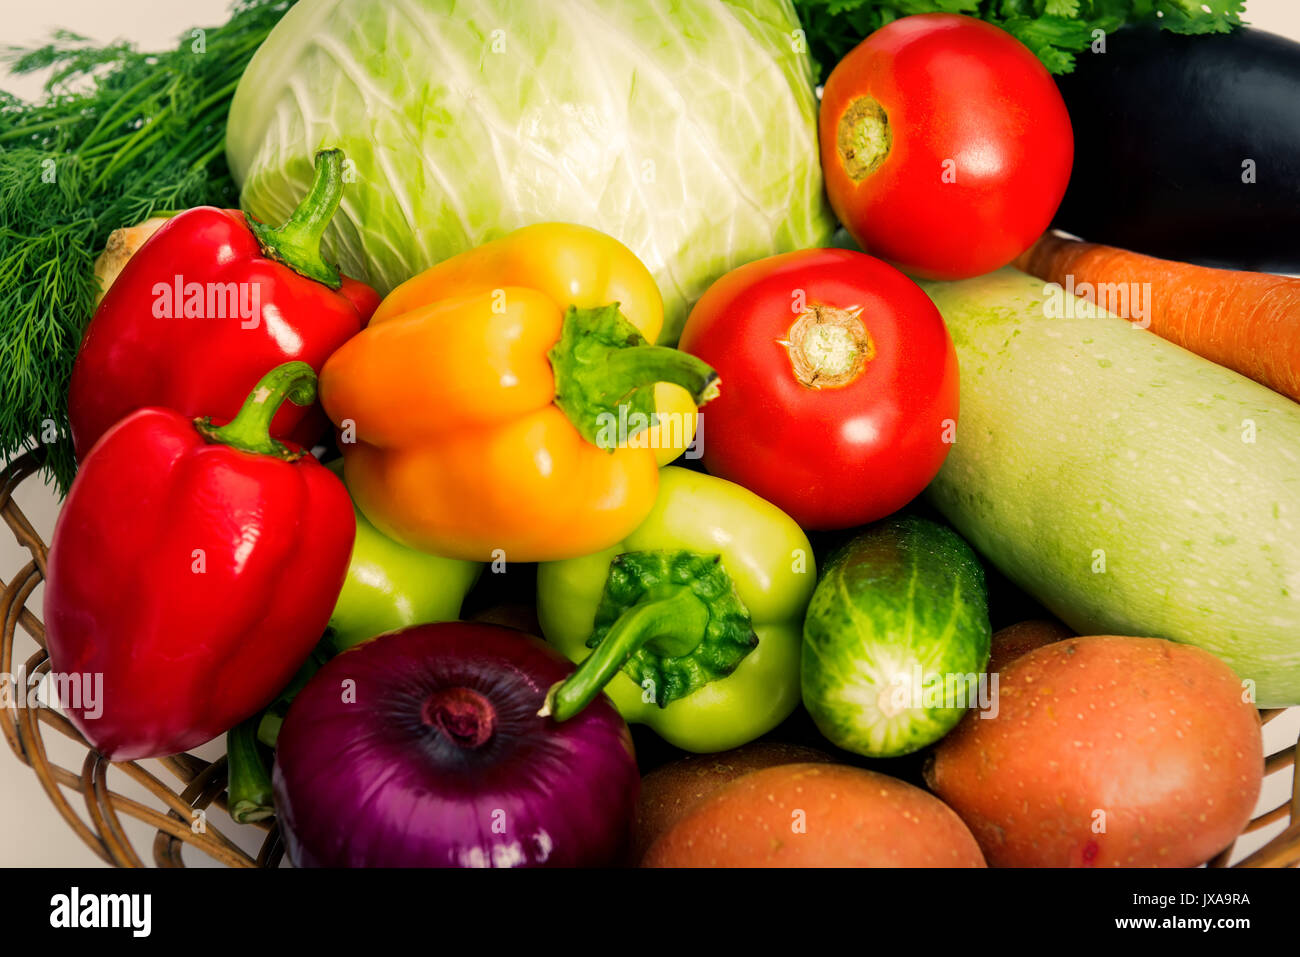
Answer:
[255, 644, 329, 749]
[226, 717, 275, 824]
[248, 148, 346, 289]
[541, 587, 709, 722]
[194, 361, 317, 460]
[257, 713, 283, 749]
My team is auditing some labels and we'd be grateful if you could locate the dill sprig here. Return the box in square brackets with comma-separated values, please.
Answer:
[0, 0, 295, 493]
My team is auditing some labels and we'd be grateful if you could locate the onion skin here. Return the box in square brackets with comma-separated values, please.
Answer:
[272, 622, 639, 867]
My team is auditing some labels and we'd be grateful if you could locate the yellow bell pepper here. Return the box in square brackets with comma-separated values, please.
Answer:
[320, 223, 717, 562]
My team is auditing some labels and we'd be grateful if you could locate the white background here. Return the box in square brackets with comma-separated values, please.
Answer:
[2, 0, 1299, 867]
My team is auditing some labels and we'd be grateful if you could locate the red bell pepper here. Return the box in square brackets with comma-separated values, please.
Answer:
[44, 362, 355, 761]
[68, 149, 380, 461]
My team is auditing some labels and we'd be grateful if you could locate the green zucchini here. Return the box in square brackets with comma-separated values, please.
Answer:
[919, 268, 1300, 706]
[801, 516, 992, 758]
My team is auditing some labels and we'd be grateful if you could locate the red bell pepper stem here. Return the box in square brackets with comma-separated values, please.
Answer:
[248, 148, 346, 290]
[194, 361, 318, 461]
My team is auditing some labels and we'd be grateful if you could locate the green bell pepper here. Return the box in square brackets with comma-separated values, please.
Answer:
[325, 460, 481, 653]
[536, 466, 815, 752]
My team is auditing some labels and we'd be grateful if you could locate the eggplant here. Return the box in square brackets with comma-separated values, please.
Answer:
[1054, 25, 1300, 272]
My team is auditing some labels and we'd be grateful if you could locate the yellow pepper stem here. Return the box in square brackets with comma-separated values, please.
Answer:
[550, 304, 719, 450]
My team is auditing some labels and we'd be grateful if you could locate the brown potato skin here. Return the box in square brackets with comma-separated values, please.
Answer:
[633, 742, 834, 863]
[926, 636, 1263, 867]
[642, 763, 986, 867]
[986, 619, 1074, 674]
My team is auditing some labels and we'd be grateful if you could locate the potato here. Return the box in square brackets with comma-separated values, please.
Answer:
[642, 763, 985, 867]
[986, 618, 1073, 674]
[926, 636, 1263, 867]
[633, 742, 833, 863]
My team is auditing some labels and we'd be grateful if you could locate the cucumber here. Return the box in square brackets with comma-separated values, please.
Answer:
[919, 269, 1300, 706]
[801, 516, 992, 758]
[1054, 26, 1300, 272]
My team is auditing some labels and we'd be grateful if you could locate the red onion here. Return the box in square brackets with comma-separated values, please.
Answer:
[271, 622, 640, 867]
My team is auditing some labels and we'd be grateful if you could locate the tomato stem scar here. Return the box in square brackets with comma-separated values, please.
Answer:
[780, 304, 873, 389]
[837, 96, 891, 181]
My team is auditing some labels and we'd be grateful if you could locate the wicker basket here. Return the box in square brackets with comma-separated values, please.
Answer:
[3, 450, 1298, 868]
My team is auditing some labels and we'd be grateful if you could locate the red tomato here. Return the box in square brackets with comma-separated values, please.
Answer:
[819, 13, 1073, 279]
[678, 248, 958, 529]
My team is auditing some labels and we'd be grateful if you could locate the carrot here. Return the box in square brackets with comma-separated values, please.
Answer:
[1013, 232, 1300, 405]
